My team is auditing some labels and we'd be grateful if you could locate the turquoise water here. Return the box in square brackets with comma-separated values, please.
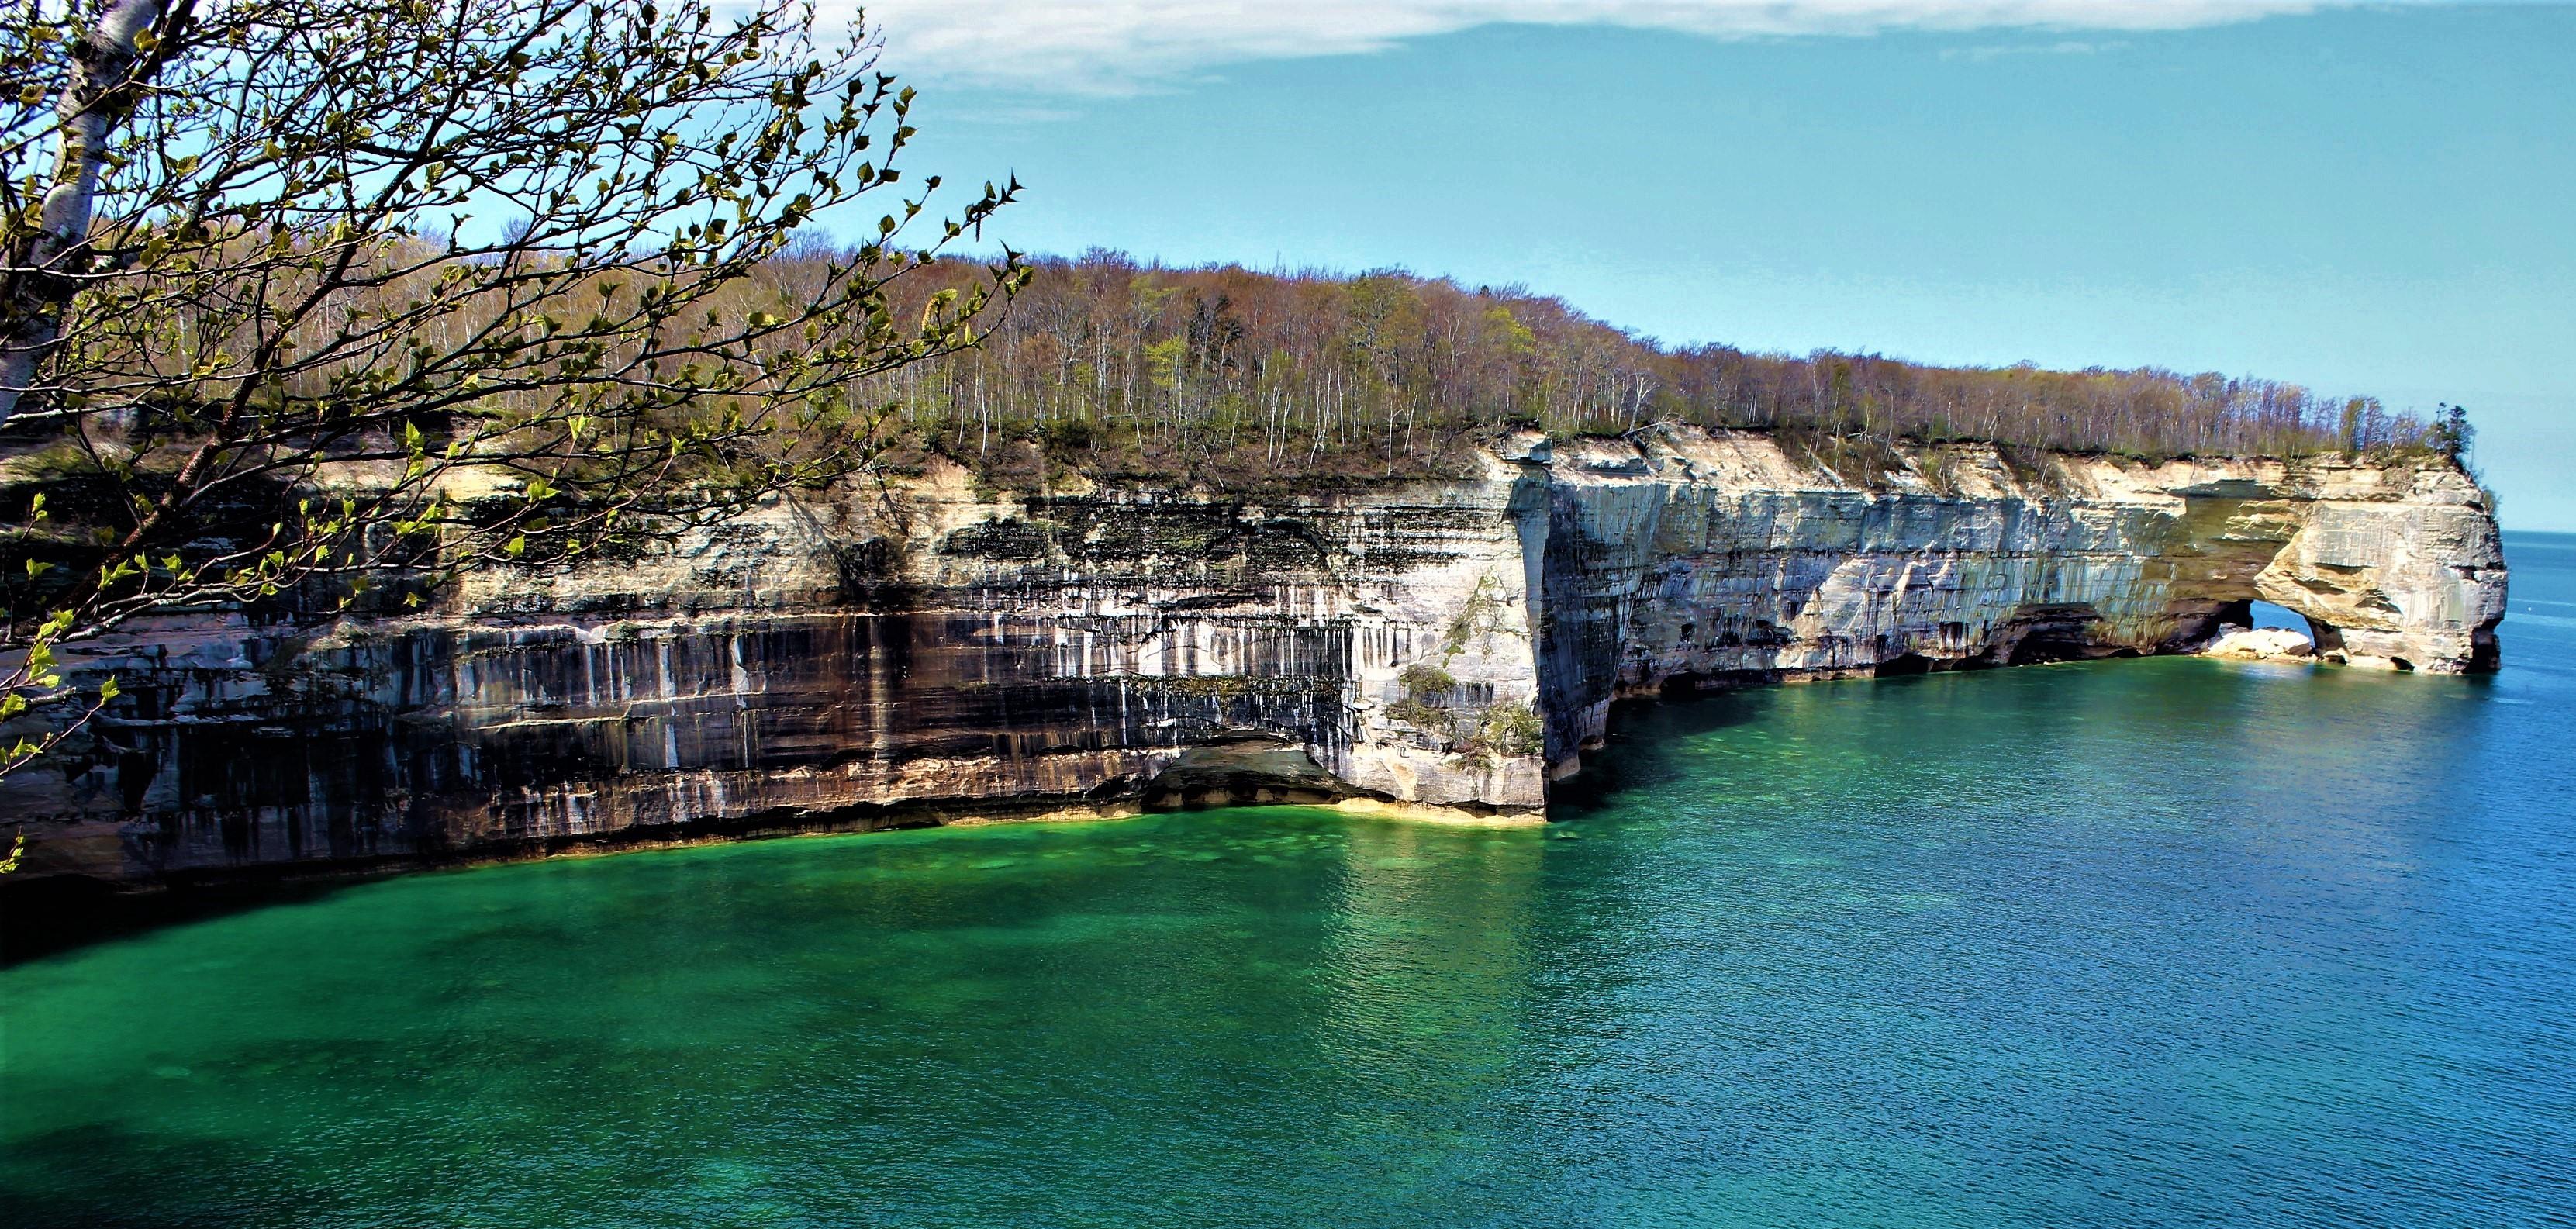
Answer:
[5, 534, 2573, 1227]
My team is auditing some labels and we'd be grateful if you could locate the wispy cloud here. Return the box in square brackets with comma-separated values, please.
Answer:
[1939, 37, 2133, 59]
[938, 104, 1086, 126]
[851, 1, 2316, 93]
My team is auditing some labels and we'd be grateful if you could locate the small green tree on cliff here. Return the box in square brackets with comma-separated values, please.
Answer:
[0, 0, 1022, 782]
[2429, 403, 2475, 466]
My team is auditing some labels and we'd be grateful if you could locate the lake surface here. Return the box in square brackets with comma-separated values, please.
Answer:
[6, 533, 2573, 1228]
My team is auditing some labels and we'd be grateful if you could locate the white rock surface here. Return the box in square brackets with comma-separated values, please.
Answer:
[2203, 626, 2318, 661]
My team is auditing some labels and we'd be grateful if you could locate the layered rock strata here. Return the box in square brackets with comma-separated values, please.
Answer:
[1526, 429, 2505, 775]
[2, 428, 2506, 885]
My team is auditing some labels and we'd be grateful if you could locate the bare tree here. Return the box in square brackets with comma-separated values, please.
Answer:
[0, 0, 1022, 778]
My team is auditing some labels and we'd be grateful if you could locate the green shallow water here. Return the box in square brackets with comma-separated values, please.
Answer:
[7, 535, 2576, 1227]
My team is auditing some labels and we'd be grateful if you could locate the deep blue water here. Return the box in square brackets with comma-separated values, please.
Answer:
[1, 533, 2571, 1227]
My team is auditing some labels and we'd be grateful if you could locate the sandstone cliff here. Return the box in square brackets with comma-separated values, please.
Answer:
[2, 428, 2505, 885]
[1526, 428, 2505, 776]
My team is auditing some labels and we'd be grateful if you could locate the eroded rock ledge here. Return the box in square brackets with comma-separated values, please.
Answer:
[3, 427, 2506, 885]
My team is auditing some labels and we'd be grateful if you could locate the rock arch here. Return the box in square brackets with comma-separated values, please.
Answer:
[2160, 495, 2503, 673]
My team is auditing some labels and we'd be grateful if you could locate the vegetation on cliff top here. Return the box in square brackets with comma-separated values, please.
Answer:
[862, 252, 2467, 491]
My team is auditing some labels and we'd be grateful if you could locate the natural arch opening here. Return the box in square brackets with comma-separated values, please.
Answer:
[2246, 600, 2317, 647]
[2205, 598, 2342, 661]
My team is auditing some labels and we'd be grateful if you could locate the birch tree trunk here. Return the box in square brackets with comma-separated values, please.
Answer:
[0, 0, 165, 426]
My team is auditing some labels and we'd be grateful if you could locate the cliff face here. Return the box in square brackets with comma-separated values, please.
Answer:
[2, 429, 2505, 885]
[1525, 429, 2505, 775]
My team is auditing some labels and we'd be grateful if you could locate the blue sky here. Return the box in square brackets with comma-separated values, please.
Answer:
[856, 3, 2572, 530]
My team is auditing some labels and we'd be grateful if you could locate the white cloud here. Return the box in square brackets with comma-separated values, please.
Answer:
[850, 0, 2317, 93]
[1939, 37, 2133, 59]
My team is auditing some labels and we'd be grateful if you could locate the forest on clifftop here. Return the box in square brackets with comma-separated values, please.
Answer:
[872, 250, 2457, 490]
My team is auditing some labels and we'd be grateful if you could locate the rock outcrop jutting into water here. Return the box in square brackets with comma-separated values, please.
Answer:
[3, 427, 2506, 884]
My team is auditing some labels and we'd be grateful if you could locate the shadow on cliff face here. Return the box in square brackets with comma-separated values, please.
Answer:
[1551, 665, 2007, 822]
[1549, 688, 1780, 820]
